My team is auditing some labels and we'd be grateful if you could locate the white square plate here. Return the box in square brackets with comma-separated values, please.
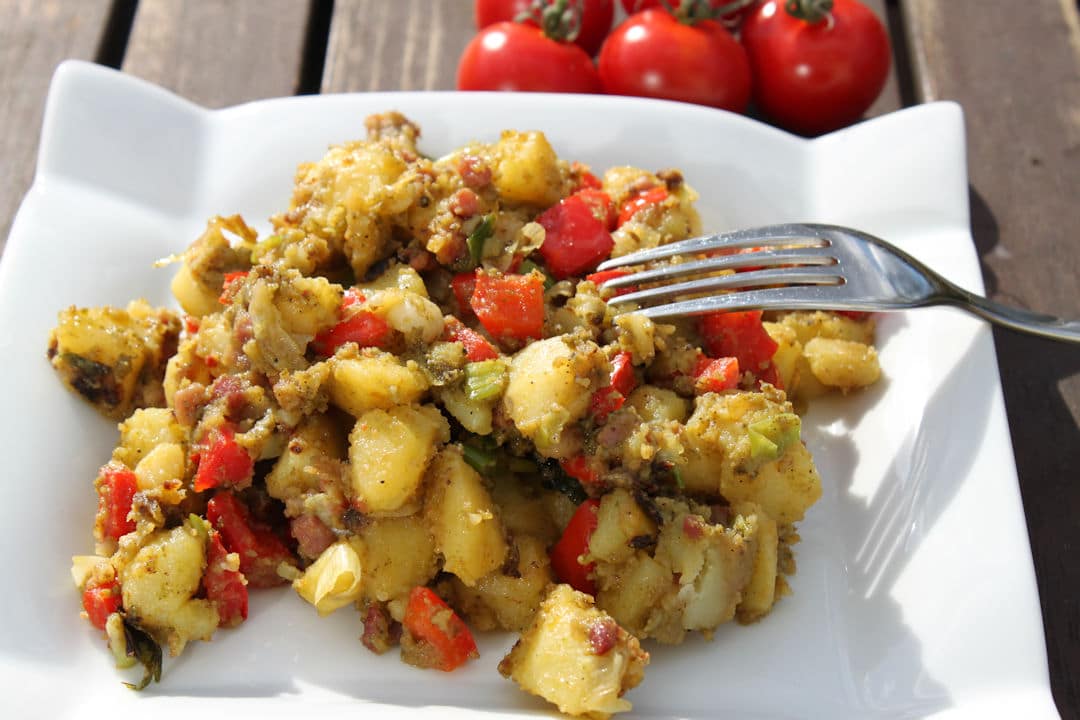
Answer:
[0, 61, 1057, 719]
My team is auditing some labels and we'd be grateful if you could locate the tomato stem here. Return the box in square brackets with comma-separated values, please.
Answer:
[663, 0, 757, 25]
[516, 0, 582, 42]
[783, 0, 834, 25]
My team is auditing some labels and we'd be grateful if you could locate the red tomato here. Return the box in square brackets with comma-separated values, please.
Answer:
[740, 0, 891, 135]
[475, 0, 615, 56]
[206, 492, 294, 588]
[204, 529, 248, 627]
[403, 587, 479, 671]
[550, 498, 601, 595]
[82, 578, 121, 630]
[598, 9, 751, 111]
[457, 22, 601, 93]
[536, 193, 615, 278]
[469, 270, 546, 342]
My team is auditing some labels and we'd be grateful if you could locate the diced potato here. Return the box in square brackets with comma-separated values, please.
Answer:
[265, 411, 347, 502]
[490, 476, 560, 544]
[587, 488, 658, 566]
[734, 440, 822, 526]
[348, 404, 449, 515]
[594, 552, 670, 636]
[450, 535, 554, 632]
[113, 408, 186, 468]
[120, 524, 219, 656]
[329, 353, 430, 417]
[776, 310, 875, 346]
[734, 503, 780, 623]
[423, 446, 508, 586]
[133, 442, 186, 503]
[436, 384, 494, 435]
[503, 335, 604, 458]
[273, 271, 343, 337]
[363, 288, 445, 345]
[802, 337, 881, 390]
[626, 385, 690, 424]
[359, 515, 438, 603]
[47, 300, 180, 419]
[763, 321, 803, 393]
[498, 584, 648, 719]
[358, 262, 429, 298]
[492, 130, 566, 207]
[171, 263, 220, 317]
[293, 539, 364, 616]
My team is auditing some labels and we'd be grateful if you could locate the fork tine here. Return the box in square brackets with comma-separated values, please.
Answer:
[626, 285, 869, 320]
[601, 247, 835, 289]
[595, 223, 828, 271]
[608, 266, 843, 307]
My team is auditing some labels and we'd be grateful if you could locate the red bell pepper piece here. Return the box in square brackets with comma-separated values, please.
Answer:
[403, 586, 479, 672]
[571, 161, 603, 191]
[573, 188, 616, 231]
[193, 426, 253, 493]
[443, 317, 499, 362]
[218, 270, 249, 304]
[585, 268, 637, 297]
[699, 310, 778, 374]
[469, 270, 545, 342]
[589, 351, 636, 423]
[311, 290, 390, 356]
[97, 464, 138, 541]
[206, 491, 293, 588]
[560, 455, 602, 485]
[617, 186, 668, 227]
[536, 193, 615, 278]
[204, 528, 248, 627]
[693, 355, 740, 394]
[451, 273, 478, 317]
[550, 498, 601, 595]
[82, 578, 121, 630]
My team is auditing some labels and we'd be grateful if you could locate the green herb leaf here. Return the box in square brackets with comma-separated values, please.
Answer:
[468, 214, 496, 267]
[121, 617, 162, 691]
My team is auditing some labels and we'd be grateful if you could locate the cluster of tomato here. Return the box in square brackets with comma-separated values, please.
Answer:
[459, 0, 891, 136]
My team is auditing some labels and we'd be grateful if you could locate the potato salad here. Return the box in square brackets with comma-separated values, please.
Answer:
[51, 112, 880, 717]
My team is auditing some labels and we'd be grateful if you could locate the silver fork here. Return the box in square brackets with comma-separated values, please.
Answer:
[595, 223, 1080, 343]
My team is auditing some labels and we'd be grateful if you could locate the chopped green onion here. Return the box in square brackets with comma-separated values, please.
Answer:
[462, 442, 498, 476]
[468, 214, 496, 267]
[748, 413, 801, 461]
[465, 359, 507, 402]
[519, 259, 555, 290]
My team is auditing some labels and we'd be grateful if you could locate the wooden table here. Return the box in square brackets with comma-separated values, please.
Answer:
[2, 0, 1078, 716]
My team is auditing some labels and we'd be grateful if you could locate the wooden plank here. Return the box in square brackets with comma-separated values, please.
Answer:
[901, 0, 1080, 716]
[0, 0, 115, 253]
[321, 0, 478, 92]
[121, 0, 315, 108]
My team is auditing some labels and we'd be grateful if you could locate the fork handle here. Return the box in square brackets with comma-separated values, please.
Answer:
[944, 285, 1080, 343]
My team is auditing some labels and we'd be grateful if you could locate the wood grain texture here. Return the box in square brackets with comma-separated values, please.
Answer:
[121, 0, 314, 108]
[321, 0, 475, 92]
[0, 0, 114, 253]
[902, 1, 1080, 717]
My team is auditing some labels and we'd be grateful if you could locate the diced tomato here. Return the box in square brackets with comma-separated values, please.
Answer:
[82, 578, 121, 630]
[443, 317, 499, 362]
[97, 464, 138, 541]
[204, 529, 248, 627]
[550, 498, 601, 595]
[699, 310, 778, 374]
[403, 586, 479, 672]
[693, 355, 740, 393]
[218, 270, 249, 304]
[536, 193, 615, 278]
[573, 189, 616, 231]
[560, 455, 602, 485]
[571, 161, 603, 191]
[206, 492, 293, 588]
[470, 270, 545, 342]
[193, 426, 253, 493]
[589, 351, 636, 423]
[617, 186, 668, 227]
[585, 268, 636, 297]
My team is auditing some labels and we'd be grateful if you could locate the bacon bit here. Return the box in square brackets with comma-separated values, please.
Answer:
[173, 382, 209, 427]
[710, 504, 732, 527]
[587, 618, 619, 655]
[234, 313, 254, 345]
[450, 188, 481, 218]
[290, 514, 337, 560]
[457, 155, 492, 189]
[362, 602, 401, 655]
[683, 515, 706, 540]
